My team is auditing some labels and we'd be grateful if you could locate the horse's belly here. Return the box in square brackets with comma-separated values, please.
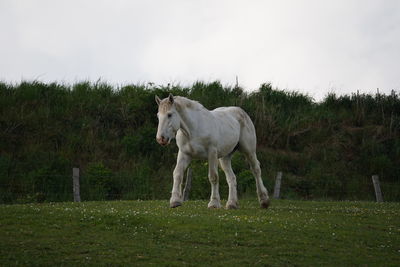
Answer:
[215, 119, 241, 157]
[216, 134, 240, 158]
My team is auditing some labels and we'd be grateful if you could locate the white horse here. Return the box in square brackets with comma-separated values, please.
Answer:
[155, 94, 270, 209]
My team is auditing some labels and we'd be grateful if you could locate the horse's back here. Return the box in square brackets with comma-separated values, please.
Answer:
[212, 106, 256, 136]
[212, 106, 244, 129]
[212, 106, 254, 130]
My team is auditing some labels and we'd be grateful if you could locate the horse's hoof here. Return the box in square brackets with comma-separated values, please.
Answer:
[260, 199, 270, 209]
[226, 204, 238, 210]
[207, 201, 221, 209]
[170, 202, 182, 208]
[226, 201, 238, 209]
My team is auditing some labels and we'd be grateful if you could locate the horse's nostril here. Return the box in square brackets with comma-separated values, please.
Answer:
[157, 136, 168, 145]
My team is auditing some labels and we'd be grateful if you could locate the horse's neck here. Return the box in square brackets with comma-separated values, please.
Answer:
[176, 99, 208, 139]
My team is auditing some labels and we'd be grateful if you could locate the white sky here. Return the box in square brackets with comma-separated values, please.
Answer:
[1, 0, 399, 100]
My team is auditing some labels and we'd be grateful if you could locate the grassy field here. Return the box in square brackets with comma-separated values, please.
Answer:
[1, 199, 399, 266]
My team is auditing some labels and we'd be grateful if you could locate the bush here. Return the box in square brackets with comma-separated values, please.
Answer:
[83, 162, 121, 200]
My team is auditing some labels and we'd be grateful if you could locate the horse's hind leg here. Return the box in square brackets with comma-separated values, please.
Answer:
[219, 155, 238, 209]
[243, 151, 270, 209]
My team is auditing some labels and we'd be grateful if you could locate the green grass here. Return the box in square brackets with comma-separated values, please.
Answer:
[1, 200, 399, 266]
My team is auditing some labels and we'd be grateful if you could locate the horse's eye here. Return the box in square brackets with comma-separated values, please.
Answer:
[167, 113, 172, 118]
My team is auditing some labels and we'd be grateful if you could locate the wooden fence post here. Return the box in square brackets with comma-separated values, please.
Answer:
[73, 168, 81, 202]
[183, 168, 192, 201]
[371, 175, 383, 202]
[273, 172, 283, 199]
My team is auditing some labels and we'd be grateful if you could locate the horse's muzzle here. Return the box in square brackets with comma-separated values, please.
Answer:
[156, 136, 170, 146]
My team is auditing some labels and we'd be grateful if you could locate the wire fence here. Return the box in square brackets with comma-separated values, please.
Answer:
[277, 179, 399, 202]
[0, 174, 156, 204]
[1, 171, 399, 204]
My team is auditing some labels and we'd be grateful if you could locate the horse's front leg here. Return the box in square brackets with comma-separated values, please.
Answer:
[207, 148, 221, 208]
[170, 151, 191, 208]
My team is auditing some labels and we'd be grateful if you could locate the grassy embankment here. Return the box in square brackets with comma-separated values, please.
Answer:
[1, 81, 399, 203]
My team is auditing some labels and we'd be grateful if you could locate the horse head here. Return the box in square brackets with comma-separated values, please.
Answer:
[155, 93, 180, 146]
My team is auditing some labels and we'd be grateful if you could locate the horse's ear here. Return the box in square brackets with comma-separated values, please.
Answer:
[168, 93, 174, 104]
[155, 95, 161, 106]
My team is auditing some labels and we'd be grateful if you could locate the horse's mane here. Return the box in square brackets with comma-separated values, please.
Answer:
[174, 96, 207, 112]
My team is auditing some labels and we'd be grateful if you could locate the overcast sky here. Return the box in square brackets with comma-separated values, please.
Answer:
[1, 0, 399, 100]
